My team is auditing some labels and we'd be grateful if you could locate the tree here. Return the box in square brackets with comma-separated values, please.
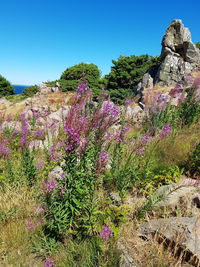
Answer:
[60, 63, 101, 93]
[105, 55, 160, 102]
[196, 42, 200, 49]
[23, 85, 39, 97]
[0, 75, 14, 96]
[107, 54, 159, 91]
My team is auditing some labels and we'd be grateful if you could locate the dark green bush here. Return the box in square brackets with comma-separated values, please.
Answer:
[0, 75, 14, 96]
[60, 63, 101, 93]
[196, 42, 200, 49]
[106, 55, 160, 96]
[23, 85, 39, 97]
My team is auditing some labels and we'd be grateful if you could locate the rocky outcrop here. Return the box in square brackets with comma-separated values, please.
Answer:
[139, 217, 200, 266]
[135, 19, 200, 93]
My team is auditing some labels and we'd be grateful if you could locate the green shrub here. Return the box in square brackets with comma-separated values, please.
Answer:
[106, 54, 160, 98]
[60, 63, 101, 94]
[196, 42, 200, 49]
[0, 75, 14, 96]
[23, 85, 39, 97]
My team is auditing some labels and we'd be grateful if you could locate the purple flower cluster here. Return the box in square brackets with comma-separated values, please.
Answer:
[159, 124, 171, 139]
[137, 149, 145, 155]
[36, 161, 45, 170]
[141, 134, 151, 145]
[144, 89, 169, 115]
[77, 83, 88, 96]
[99, 152, 109, 161]
[102, 102, 119, 118]
[25, 219, 44, 232]
[34, 130, 44, 138]
[25, 221, 36, 231]
[0, 144, 10, 157]
[125, 99, 132, 105]
[100, 225, 113, 239]
[193, 76, 200, 102]
[45, 181, 58, 193]
[19, 113, 31, 148]
[115, 125, 130, 143]
[44, 258, 54, 267]
[49, 145, 62, 162]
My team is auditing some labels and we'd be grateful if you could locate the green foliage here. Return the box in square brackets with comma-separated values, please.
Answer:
[5, 94, 26, 103]
[196, 42, 200, 49]
[107, 88, 133, 104]
[0, 75, 14, 96]
[43, 140, 100, 239]
[145, 105, 181, 132]
[60, 63, 101, 93]
[106, 142, 140, 198]
[106, 54, 160, 100]
[22, 148, 36, 186]
[136, 193, 164, 220]
[23, 85, 39, 97]
[185, 142, 200, 177]
[178, 89, 200, 126]
[138, 165, 182, 195]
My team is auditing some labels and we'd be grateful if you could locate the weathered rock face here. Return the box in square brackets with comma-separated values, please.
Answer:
[139, 217, 200, 266]
[155, 19, 200, 86]
[135, 19, 200, 92]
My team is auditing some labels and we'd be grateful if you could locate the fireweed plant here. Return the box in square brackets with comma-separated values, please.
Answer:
[41, 84, 121, 239]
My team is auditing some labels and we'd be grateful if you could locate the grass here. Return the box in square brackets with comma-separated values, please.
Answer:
[0, 84, 199, 266]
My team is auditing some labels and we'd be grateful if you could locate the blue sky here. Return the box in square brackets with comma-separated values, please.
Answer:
[0, 0, 200, 85]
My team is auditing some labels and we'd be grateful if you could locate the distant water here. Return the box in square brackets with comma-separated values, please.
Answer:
[13, 85, 32, 94]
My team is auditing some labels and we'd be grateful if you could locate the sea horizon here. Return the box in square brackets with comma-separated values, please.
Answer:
[13, 84, 32, 94]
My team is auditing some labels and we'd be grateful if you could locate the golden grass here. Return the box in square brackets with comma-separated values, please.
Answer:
[153, 121, 200, 167]
[119, 222, 193, 267]
[0, 220, 43, 266]
[0, 184, 37, 221]
[0, 185, 42, 266]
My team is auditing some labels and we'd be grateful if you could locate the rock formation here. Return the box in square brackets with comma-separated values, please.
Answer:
[135, 19, 200, 93]
[139, 217, 200, 265]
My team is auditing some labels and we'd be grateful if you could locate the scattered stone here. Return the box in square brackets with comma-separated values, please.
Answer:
[109, 192, 122, 206]
[155, 177, 200, 209]
[125, 104, 144, 123]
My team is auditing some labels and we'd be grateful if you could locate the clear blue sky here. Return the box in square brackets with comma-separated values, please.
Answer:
[0, 0, 200, 85]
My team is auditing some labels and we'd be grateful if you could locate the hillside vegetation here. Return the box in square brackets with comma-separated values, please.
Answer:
[0, 70, 199, 266]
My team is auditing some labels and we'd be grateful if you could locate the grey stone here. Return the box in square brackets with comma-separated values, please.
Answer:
[118, 242, 139, 267]
[139, 217, 200, 265]
[136, 19, 200, 92]
[109, 192, 122, 206]
[155, 178, 200, 209]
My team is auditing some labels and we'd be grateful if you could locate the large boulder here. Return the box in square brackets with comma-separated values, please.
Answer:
[136, 19, 200, 93]
[139, 217, 200, 266]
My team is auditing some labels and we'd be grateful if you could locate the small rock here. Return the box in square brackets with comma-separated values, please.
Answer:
[109, 192, 122, 206]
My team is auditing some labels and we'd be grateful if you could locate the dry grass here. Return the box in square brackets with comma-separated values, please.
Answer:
[0, 185, 42, 266]
[0, 184, 37, 221]
[154, 121, 200, 167]
[0, 220, 43, 267]
[119, 222, 193, 267]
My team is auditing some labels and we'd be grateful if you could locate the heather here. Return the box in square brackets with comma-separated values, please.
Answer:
[0, 68, 199, 266]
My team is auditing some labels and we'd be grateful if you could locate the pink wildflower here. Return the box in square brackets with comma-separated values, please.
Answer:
[100, 225, 113, 239]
